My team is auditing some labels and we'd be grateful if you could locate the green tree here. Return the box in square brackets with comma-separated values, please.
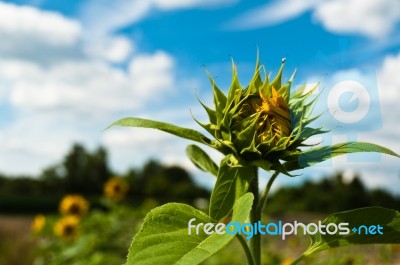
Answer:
[63, 144, 110, 194]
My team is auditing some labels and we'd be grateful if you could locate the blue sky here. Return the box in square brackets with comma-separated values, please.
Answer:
[0, 0, 399, 194]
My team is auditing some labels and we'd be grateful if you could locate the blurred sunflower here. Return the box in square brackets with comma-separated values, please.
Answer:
[104, 177, 129, 201]
[31, 214, 46, 233]
[59, 194, 89, 216]
[54, 215, 80, 240]
[281, 258, 292, 265]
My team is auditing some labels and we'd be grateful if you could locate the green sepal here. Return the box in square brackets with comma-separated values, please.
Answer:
[190, 111, 218, 139]
[195, 94, 217, 125]
[231, 113, 260, 153]
[269, 58, 285, 90]
[206, 71, 227, 123]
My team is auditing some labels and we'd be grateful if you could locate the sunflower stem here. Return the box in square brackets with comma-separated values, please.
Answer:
[257, 171, 280, 214]
[249, 167, 260, 265]
[291, 254, 306, 265]
[236, 234, 256, 265]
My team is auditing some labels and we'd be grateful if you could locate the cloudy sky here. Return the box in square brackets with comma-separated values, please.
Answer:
[0, 0, 399, 194]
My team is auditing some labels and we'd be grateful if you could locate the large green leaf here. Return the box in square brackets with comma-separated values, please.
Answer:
[284, 142, 400, 171]
[107, 117, 212, 145]
[126, 193, 254, 265]
[209, 155, 254, 221]
[293, 207, 400, 264]
[186, 145, 218, 177]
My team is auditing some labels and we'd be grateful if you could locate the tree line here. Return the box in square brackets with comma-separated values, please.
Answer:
[0, 143, 209, 213]
[1, 143, 399, 214]
[268, 172, 400, 214]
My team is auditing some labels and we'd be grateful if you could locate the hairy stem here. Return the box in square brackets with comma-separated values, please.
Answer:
[249, 167, 260, 265]
[236, 234, 255, 265]
[257, 171, 280, 214]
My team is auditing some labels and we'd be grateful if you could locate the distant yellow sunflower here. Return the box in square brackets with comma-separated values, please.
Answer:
[54, 215, 80, 240]
[59, 195, 89, 216]
[104, 177, 129, 201]
[281, 258, 293, 265]
[31, 214, 46, 233]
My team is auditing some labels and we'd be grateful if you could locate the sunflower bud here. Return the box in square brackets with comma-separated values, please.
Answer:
[196, 58, 324, 170]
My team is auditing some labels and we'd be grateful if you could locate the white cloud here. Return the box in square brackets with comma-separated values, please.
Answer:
[377, 53, 400, 107]
[227, 0, 320, 29]
[102, 128, 184, 170]
[80, 1, 151, 36]
[0, 2, 177, 175]
[1, 51, 174, 116]
[0, 2, 136, 64]
[128, 51, 175, 97]
[80, 0, 237, 35]
[314, 0, 400, 38]
[84, 36, 134, 63]
[0, 2, 82, 49]
[228, 0, 400, 38]
[0, 50, 178, 175]
[0, 114, 87, 174]
[153, 0, 237, 10]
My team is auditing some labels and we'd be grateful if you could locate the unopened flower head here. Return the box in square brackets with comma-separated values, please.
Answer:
[196, 58, 325, 171]
[59, 194, 89, 216]
[54, 215, 80, 240]
[104, 177, 129, 201]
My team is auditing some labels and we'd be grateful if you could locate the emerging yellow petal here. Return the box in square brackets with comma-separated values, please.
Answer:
[239, 87, 291, 147]
[258, 87, 291, 141]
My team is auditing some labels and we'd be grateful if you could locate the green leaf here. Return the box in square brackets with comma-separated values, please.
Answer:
[209, 155, 254, 221]
[126, 193, 254, 265]
[186, 145, 218, 177]
[107, 117, 212, 145]
[284, 142, 400, 171]
[293, 207, 400, 264]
